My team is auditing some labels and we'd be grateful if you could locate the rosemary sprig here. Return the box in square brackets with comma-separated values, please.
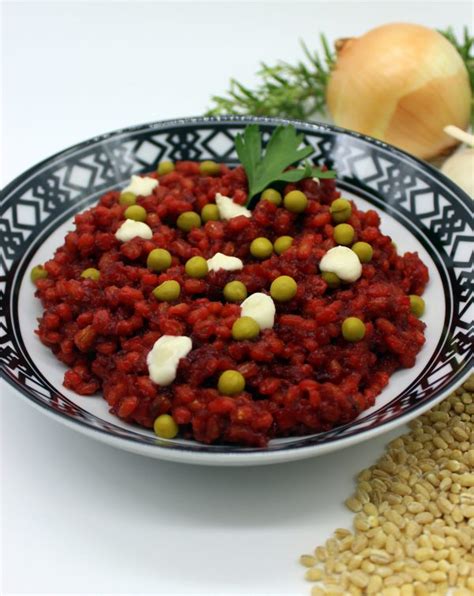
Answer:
[207, 34, 335, 120]
[207, 28, 473, 124]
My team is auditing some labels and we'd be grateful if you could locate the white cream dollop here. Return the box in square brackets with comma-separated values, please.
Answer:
[115, 219, 153, 242]
[240, 292, 276, 330]
[147, 335, 193, 386]
[122, 175, 158, 196]
[215, 193, 252, 220]
[207, 252, 244, 273]
[319, 246, 362, 283]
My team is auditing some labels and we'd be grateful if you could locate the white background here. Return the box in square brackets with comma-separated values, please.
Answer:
[1, 1, 471, 595]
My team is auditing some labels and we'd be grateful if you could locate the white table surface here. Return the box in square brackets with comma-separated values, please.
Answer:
[1, 2, 471, 594]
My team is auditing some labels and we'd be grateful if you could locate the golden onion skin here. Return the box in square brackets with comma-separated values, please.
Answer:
[327, 23, 471, 160]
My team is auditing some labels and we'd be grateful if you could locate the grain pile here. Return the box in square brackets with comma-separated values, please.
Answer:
[300, 376, 474, 596]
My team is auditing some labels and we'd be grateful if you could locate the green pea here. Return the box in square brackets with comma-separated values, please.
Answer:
[352, 241, 373, 263]
[321, 271, 341, 289]
[147, 248, 172, 272]
[201, 204, 220, 223]
[409, 295, 425, 318]
[157, 161, 175, 176]
[283, 190, 308, 213]
[30, 265, 48, 283]
[177, 211, 201, 232]
[153, 414, 179, 439]
[232, 316, 260, 340]
[185, 256, 208, 279]
[261, 188, 282, 206]
[341, 317, 366, 342]
[274, 235, 293, 255]
[223, 280, 247, 302]
[270, 275, 297, 302]
[80, 267, 100, 281]
[199, 160, 221, 176]
[217, 370, 245, 396]
[124, 205, 147, 222]
[333, 223, 355, 246]
[119, 191, 137, 206]
[152, 280, 181, 302]
[330, 198, 352, 223]
[250, 237, 273, 259]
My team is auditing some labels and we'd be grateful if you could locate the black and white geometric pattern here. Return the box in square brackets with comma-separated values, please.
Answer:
[0, 116, 472, 458]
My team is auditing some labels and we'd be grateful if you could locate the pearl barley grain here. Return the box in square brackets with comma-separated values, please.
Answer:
[300, 376, 474, 595]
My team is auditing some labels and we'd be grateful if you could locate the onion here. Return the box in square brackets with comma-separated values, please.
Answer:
[441, 125, 474, 197]
[327, 23, 471, 160]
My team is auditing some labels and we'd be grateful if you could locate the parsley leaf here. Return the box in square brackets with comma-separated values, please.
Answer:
[235, 124, 336, 203]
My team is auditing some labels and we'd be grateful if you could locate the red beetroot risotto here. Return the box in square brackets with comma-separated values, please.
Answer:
[33, 160, 428, 447]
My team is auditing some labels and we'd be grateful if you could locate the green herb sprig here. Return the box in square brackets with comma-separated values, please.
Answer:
[208, 35, 334, 121]
[235, 124, 335, 203]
